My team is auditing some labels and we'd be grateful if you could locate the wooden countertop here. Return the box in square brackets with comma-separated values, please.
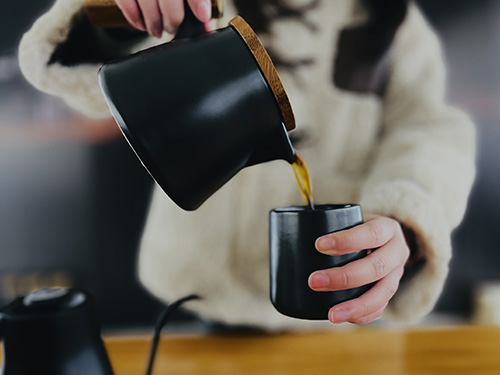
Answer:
[105, 325, 500, 375]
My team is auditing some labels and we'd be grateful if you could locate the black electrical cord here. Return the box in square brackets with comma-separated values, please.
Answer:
[146, 294, 201, 375]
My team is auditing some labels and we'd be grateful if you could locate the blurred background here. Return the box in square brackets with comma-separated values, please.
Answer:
[0, 0, 499, 330]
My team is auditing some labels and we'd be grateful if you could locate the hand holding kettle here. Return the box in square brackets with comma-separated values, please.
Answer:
[115, 0, 219, 37]
[96, 0, 296, 211]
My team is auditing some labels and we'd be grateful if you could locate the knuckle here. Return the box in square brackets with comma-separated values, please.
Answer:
[367, 221, 384, 244]
[371, 257, 387, 279]
[339, 268, 354, 288]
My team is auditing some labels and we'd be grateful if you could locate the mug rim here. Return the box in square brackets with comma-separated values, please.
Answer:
[271, 204, 359, 214]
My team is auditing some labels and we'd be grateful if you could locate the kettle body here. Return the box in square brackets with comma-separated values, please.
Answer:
[98, 14, 296, 210]
[0, 288, 112, 375]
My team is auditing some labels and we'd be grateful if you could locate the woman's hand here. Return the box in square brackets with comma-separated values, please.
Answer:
[308, 213, 410, 324]
[115, 0, 212, 37]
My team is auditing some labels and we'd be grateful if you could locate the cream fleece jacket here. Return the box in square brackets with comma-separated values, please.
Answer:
[19, 0, 476, 330]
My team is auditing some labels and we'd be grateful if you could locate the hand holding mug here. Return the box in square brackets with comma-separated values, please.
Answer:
[309, 213, 410, 324]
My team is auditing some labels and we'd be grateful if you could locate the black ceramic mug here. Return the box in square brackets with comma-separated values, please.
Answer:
[269, 204, 372, 320]
[0, 288, 112, 375]
[98, 6, 296, 211]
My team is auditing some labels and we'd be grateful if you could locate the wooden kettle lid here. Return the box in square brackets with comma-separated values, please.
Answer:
[229, 16, 296, 131]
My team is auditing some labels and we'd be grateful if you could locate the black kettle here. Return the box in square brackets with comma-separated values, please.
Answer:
[97, 1, 296, 210]
[0, 288, 113, 375]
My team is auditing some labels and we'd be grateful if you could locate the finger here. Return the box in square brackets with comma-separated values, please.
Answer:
[187, 0, 212, 22]
[137, 0, 164, 37]
[309, 239, 408, 291]
[315, 215, 399, 255]
[347, 306, 385, 325]
[328, 268, 403, 324]
[115, 0, 146, 31]
[160, 0, 211, 35]
[159, 0, 184, 34]
[205, 19, 217, 31]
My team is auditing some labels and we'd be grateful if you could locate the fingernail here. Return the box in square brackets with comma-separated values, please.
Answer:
[135, 20, 147, 31]
[148, 27, 162, 38]
[316, 237, 335, 251]
[164, 24, 175, 35]
[329, 308, 350, 324]
[309, 273, 329, 288]
[197, 1, 211, 22]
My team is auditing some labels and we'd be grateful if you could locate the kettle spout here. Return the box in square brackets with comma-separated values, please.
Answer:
[245, 123, 296, 167]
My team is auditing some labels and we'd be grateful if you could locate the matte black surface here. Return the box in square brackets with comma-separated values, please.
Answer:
[0, 288, 112, 375]
[173, 0, 205, 41]
[99, 23, 295, 211]
[269, 205, 371, 320]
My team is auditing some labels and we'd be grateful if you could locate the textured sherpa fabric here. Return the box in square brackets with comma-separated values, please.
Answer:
[19, 0, 476, 330]
[18, 0, 161, 118]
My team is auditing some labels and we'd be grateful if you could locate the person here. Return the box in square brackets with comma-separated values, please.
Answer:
[18, 0, 476, 330]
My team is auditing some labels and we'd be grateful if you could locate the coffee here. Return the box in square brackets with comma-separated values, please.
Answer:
[292, 152, 315, 209]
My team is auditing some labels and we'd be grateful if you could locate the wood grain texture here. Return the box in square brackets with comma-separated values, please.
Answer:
[104, 325, 500, 375]
[229, 16, 296, 131]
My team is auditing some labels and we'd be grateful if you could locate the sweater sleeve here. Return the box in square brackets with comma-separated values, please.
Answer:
[18, 0, 159, 118]
[358, 4, 476, 322]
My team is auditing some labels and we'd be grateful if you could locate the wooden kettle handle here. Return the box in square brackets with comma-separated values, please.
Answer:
[84, 0, 224, 28]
